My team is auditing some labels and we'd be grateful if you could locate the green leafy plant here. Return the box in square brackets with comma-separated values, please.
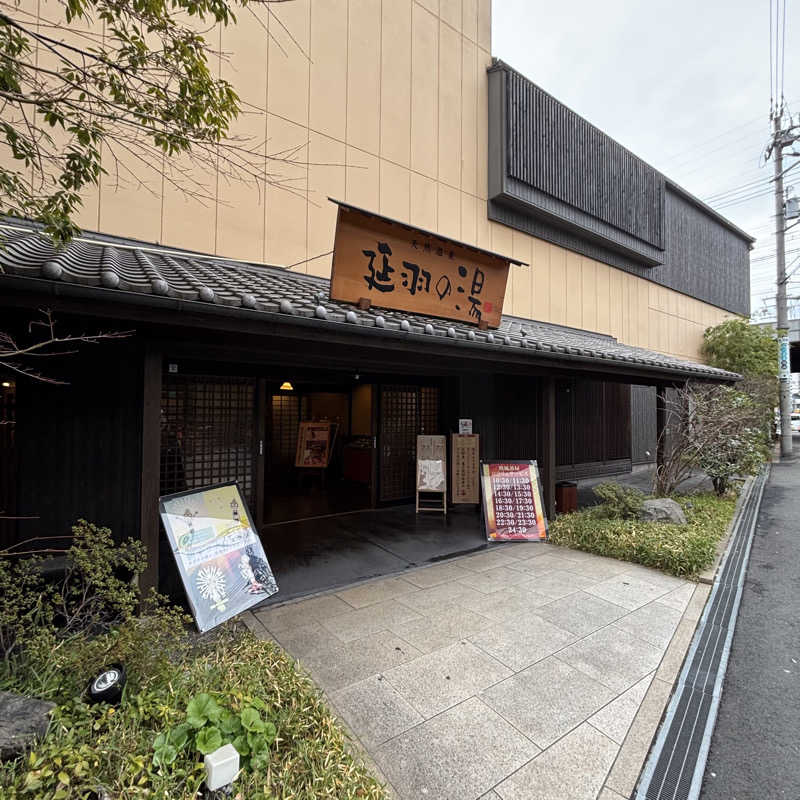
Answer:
[592, 482, 645, 519]
[550, 492, 737, 578]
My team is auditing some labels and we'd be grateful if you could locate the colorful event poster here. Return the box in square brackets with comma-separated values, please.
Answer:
[295, 421, 336, 468]
[159, 481, 278, 633]
[480, 460, 548, 542]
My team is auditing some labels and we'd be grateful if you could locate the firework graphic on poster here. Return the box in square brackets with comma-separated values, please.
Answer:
[197, 564, 228, 612]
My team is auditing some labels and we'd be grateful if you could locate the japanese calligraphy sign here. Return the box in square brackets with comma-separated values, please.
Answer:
[452, 434, 480, 504]
[480, 460, 548, 542]
[159, 482, 278, 633]
[330, 204, 511, 327]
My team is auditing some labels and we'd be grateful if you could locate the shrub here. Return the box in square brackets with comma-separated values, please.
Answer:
[550, 492, 736, 578]
[592, 482, 645, 519]
[0, 520, 146, 663]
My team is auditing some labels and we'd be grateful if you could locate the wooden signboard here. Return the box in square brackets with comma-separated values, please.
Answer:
[295, 422, 337, 468]
[330, 203, 512, 328]
[416, 435, 447, 515]
[452, 434, 480, 504]
[480, 460, 548, 542]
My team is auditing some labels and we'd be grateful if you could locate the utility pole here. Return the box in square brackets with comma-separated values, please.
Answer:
[773, 111, 794, 458]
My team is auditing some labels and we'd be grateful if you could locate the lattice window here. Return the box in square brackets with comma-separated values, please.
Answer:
[0, 380, 16, 548]
[270, 393, 300, 470]
[161, 375, 256, 507]
[379, 385, 440, 502]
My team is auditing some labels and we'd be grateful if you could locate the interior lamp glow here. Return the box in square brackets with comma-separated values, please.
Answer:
[279, 381, 294, 391]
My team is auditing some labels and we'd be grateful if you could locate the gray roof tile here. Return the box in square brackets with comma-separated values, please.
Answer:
[0, 224, 738, 381]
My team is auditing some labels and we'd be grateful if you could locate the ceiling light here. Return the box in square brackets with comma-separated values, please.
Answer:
[279, 381, 294, 391]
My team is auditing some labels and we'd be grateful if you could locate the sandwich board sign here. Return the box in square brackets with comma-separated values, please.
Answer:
[480, 460, 548, 542]
[159, 481, 278, 632]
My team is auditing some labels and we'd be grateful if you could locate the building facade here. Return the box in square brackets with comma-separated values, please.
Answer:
[0, 0, 751, 596]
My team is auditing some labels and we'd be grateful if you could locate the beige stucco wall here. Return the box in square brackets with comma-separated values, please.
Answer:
[6, 0, 732, 360]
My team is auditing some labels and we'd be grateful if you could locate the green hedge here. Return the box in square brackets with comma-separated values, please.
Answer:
[549, 492, 737, 578]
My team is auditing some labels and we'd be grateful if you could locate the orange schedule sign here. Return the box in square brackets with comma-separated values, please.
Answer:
[480, 460, 548, 542]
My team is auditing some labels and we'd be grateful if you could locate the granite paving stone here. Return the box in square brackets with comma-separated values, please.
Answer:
[457, 565, 531, 594]
[589, 673, 654, 744]
[336, 577, 420, 609]
[296, 630, 422, 693]
[460, 585, 555, 622]
[389, 606, 494, 653]
[383, 641, 513, 717]
[507, 553, 579, 576]
[254, 593, 354, 634]
[613, 601, 683, 648]
[271, 620, 343, 657]
[535, 591, 629, 637]
[584, 573, 672, 611]
[402, 561, 474, 588]
[495, 722, 619, 800]
[398, 582, 486, 616]
[480, 656, 616, 748]
[320, 599, 423, 642]
[373, 697, 540, 800]
[559, 626, 663, 692]
[656, 581, 696, 613]
[458, 550, 521, 572]
[330, 674, 424, 749]
[515, 569, 598, 600]
[470, 614, 576, 671]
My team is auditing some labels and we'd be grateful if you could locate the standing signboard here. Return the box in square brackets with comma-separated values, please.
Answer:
[452, 434, 480, 504]
[416, 434, 447, 515]
[295, 421, 337, 468]
[480, 460, 548, 542]
[159, 481, 278, 633]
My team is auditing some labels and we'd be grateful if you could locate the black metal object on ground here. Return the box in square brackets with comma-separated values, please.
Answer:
[634, 467, 769, 800]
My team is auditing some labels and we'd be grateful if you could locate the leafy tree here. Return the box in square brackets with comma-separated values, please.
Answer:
[0, 0, 294, 244]
[702, 317, 779, 449]
[701, 318, 779, 378]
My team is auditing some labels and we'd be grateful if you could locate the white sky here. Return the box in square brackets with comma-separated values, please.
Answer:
[492, 0, 800, 319]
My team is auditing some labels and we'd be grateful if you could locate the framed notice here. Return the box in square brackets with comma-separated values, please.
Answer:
[295, 421, 337, 468]
[480, 460, 548, 542]
[159, 482, 278, 633]
[416, 435, 447, 514]
[452, 434, 480, 504]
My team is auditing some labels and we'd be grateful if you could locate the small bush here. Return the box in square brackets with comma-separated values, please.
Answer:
[592, 482, 645, 519]
[550, 492, 736, 578]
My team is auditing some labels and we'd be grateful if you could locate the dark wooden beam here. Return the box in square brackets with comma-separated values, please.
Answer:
[542, 376, 556, 520]
[139, 346, 162, 595]
[255, 378, 267, 529]
[655, 384, 667, 469]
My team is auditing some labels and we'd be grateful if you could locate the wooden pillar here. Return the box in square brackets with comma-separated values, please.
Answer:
[542, 376, 556, 520]
[655, 384, 667, 469]
[255, 378, 267, 529]
[139, 347, 162, 595]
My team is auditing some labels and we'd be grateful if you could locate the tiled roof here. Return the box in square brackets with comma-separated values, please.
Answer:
[0, 223, 738, 381]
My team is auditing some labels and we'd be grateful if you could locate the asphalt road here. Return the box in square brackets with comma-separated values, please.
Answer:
[700, 443, 800, 800]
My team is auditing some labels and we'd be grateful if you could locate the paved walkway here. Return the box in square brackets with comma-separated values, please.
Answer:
[245, 543, 708, 800]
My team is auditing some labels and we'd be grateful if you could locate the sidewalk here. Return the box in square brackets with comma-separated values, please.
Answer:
[699, 446, 800, 799]
[244, 543, 709, 800]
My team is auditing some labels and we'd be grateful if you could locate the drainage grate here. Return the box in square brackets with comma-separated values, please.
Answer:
[635, 466, 769, 800]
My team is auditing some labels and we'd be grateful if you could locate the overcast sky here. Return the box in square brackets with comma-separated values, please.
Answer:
[493, 0, 799, 319]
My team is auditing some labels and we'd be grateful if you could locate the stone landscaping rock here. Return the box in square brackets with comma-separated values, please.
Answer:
[639, 498, 688, 525]
[0, 690, 55, 760]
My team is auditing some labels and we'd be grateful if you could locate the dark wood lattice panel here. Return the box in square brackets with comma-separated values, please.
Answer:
[379, 385, 441, 502]
[161, 376, 256, 507]
[270, 393, 300, 471]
